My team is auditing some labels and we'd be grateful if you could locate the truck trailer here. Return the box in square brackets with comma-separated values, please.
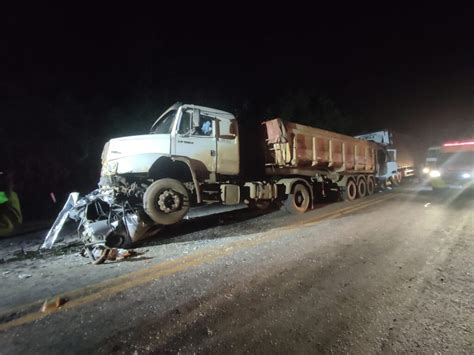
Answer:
[43, 103, 396, 262]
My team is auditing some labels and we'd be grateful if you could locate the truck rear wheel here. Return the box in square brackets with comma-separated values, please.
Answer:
[143, 178, 190, 225]
[366, 176, 375, 195]
[284, 184, 311, 214]
[357, 178, 367, 198]
[342, 178, 357, 201]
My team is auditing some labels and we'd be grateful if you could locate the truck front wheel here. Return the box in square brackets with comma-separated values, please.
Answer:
[143, 178, 190, 225]
[284, 184, 311, 214]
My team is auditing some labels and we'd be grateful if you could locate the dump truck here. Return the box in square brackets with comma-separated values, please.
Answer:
[43, 103, 395, 262]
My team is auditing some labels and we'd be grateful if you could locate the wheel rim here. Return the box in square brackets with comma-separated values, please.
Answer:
[294, 185, 310, 211]
[156, 189, 182, 213]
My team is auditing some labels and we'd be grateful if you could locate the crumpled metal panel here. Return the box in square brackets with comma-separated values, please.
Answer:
[41, 192, 79, 249]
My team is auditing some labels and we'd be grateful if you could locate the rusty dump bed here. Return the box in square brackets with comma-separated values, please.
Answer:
[263, 119, 378, 175]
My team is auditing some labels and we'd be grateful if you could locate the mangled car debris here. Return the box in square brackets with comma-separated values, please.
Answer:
[43, 102, 400, 263]
[42, 188, 160, 264]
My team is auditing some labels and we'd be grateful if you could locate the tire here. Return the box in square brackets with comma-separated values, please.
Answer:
[357, 177, 367, 198]
[143, 178, 190, 225]
[283, 183, 311, 214]
[342, 178, 357, 201]
[366, 176, 375, 195]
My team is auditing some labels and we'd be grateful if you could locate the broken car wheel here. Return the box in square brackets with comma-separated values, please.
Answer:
[284, 183, 311, 214]
[143, 178, 190, 225]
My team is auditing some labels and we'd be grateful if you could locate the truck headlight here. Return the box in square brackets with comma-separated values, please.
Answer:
[422, 167, 430, 174]
[429, 170, 441, 178]
[101, 161, 118, 176]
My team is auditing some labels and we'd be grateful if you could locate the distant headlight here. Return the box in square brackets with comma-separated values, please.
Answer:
[461, 173, 471, 179]
[422, 167, 430, 174]
[429, 170, 441, 178]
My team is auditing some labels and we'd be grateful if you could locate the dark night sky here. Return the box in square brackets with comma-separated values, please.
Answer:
[4, 4, 474, 140]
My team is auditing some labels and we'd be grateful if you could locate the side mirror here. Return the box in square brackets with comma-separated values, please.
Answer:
[192, 109, 201, 128]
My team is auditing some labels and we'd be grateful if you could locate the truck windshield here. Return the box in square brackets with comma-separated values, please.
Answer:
[437, 151, 474, 167]
[151, 110, 176, 134]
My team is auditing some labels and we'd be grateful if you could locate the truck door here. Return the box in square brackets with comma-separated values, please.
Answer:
[386, 148, 399, 178]
[174, 108, 217, 173]
[377, 148, 398, 180]
[216, 118, 239, 175]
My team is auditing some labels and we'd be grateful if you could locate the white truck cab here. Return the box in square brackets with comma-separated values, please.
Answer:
[354, 130, 399, 183]
[101, 103, 240, 180]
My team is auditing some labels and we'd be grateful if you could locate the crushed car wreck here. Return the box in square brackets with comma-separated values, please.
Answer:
[42, 188, 160, 264]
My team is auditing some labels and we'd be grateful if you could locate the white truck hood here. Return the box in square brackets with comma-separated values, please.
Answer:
[105, 134, 171, 161]
[101, 134, 171, 175]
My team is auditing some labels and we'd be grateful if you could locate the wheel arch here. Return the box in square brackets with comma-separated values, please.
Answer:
[148, 156, 202, 203]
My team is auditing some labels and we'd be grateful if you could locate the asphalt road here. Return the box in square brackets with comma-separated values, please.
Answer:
[0, 186, 473, 354]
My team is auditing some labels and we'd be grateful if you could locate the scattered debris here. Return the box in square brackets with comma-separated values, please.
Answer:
[424, 203, 431, 207]
[40, 297, 67, 313]
[18, 274, 32, 279]
[105, 248, 144, 262]
[2, 270, 10, 276]
[81, 246, 146, 264]
[116, 249, 141, 260]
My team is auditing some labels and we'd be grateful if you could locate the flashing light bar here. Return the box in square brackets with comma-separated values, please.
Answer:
[443, 140, 474, 147]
